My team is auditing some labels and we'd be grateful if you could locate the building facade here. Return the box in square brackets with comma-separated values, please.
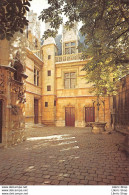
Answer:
[0, 39, 27, 147]
[0, 11, 112, 148]
[24, 18, 111, 128]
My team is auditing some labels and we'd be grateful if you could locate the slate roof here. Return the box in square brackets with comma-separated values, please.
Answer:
[41, 32, 85, 56]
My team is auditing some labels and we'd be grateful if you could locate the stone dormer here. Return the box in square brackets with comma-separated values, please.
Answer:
[62, 22, 79, 55]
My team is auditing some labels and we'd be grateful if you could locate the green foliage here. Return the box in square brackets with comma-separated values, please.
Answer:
[0, 0, 32, 40]
[39, 0, 129, 96]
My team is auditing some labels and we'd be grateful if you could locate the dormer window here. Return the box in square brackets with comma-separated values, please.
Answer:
[65, 42, 76, 54]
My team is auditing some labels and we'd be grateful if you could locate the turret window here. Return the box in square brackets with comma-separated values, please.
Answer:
[48, 70, 51, 76]
[48, 55, 51, 59]
[47, 85, 51, 91]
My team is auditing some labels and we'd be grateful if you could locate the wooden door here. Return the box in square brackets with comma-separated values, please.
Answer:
[85, 107, 95, 122]
[34, 99, 38, 124]
[0, 100, 2, 143]
[65, 107, 75, 126]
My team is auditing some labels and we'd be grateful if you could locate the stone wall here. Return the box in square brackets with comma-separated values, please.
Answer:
[25, 49, 43, 124]
[0, 40, 27, 147]
[55, 60, 111, 128]
[112, 74, 129, 131]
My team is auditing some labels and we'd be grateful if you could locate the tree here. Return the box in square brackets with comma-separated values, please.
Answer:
[39, 0, 129, 95]
[0, 0, 32, 40]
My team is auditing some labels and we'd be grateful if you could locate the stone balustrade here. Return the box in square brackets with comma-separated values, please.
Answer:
[33, 50, 43, 61]
[55, 53, 83, 63]
[26, 41, 43, 61]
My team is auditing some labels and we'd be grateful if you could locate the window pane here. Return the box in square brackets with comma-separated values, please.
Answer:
[64, 79, 70, 89]
[71, 47, 75, 54]
[45, 102, 48, 107]
[64, 73, 70, 78]
[48, 55, 51, 59]
[70, 78, 76, 88]
[71, 42, 75, 46]
[47, 85, 51, 91]
[48, 70, 51, 76]
[70, 72, 76, 78]
[34, 75, 36, 85]
[65, 42, 70, 47]
[37, 77, 39, 86]
[64, 72, 76, 89]
[65, 48, 70, 54]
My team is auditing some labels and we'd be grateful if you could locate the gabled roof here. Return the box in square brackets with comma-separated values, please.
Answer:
[41, 32, 85, 55]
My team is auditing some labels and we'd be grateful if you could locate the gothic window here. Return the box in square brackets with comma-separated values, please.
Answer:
[34, 68, 39, 86]
[64, 72, 76, 89]
[65, 42, 76, 54]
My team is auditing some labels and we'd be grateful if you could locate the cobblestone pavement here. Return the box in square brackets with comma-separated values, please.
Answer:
[0, 125, 129, 185]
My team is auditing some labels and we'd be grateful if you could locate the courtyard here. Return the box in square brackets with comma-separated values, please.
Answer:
[0, 125, 129, 185]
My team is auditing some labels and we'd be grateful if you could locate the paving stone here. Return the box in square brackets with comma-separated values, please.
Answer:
[43, 180, 51, 185]
[51, 180, 60, 185]
[27, 177, 35, 182]
[34, 178, 44, 183]
[79, 180, 88, 185]
[88, 180, 97, 185]
[20, 176, 29, 181]
[0, 126, 129, 185]
[59, 181, 68, 185]
[71, 178, 80, 183]
[43, 175, 50, 179]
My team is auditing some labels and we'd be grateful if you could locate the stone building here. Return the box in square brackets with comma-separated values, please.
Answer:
[0, 39, 27, 147]
[25, 11, 43, 125]
[25, 14, 111, 128]
[0, 11, 112, 147]
[0, 10, 42, 147]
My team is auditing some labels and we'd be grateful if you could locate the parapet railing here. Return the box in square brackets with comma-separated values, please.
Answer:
[26, 41, 43, 61]
[55, 53, 83, 63]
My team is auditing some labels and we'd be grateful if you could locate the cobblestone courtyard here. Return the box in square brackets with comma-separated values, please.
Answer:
[0, 126, 129, 185]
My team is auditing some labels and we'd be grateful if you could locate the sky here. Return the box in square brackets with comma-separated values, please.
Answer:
[29, 0, 81, 37]
[30, 0, 49, 14]
[30, 0, 49, 37]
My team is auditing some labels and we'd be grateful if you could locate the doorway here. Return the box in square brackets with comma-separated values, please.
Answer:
[85, 107, 95, 122]
[34, 99, 38, 124]
[65, 107, 75, 126]
[0, 100, 2, 143]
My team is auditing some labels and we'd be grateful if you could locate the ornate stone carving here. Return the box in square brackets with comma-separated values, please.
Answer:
[0, 68, 6, 94]
[10, 80, 26, 103]
[11, 105, 19, 115]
